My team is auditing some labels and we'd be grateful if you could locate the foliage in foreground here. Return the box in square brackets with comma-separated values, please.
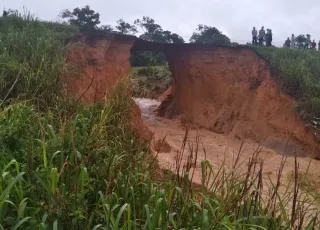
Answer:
[1, 98, 320, 229]
[0, 12, 320, 230]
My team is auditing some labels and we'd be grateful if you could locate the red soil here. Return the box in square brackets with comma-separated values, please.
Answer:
[65, 34, 151, 141]
[158, 46, 319, 157]
[65, 34, 320, 157]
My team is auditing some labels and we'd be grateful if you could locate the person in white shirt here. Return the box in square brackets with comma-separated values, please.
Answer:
[252, 27, 258, 45]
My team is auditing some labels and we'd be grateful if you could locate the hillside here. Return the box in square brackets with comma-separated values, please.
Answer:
[1, 13, 320, 230]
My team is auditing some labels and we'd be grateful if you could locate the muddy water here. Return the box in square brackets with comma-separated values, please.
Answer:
[134, 97, 320, 191]
[133, 98, 160, 121]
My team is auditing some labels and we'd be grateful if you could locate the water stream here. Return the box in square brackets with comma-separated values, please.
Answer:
[133, 97, 320, 192]
[133, 98, 160, 121]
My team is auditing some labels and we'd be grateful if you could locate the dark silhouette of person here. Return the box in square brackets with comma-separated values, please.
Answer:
[318, 40, 320, 51]
[265, 29, 270, 46]
[291, 34, 296, 48]
[285, 37, 291, 47]
[252, 27, 258, 45]
[258, 26, 265, 46]
[266, 29, 273, 46]
[3, 10, 8, 17]
[311, 40, 317, 51]
[305, 34, 311, 49]
[269, 29, 273, 46]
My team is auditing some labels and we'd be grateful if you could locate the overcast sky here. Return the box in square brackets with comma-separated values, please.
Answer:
[3, 1, 320, 46]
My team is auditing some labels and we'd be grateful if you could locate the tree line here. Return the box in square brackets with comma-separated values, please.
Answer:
[59, 5, 231, 66]
[60, 5, 230, 45]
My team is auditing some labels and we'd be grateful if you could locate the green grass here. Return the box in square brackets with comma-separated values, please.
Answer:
[0, 11, 78, 107]
[0, 12, 320, 229]
[252, 46, 320, 119]
[130, 65, 172, 98]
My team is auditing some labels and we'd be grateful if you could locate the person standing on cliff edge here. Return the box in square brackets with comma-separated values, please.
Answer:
[258, 26, 265, 46]
[3, 10, 8, 17]
[285, 37, 291, 47]
[252, 27, 258, 45]
[311, 40, 317, 51]
[265, 29, 271, 46]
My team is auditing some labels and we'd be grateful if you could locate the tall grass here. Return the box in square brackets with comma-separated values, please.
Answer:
[1, 12, 320, 229]
[0, 12, 77, 107]
[253, 46, 320, 118]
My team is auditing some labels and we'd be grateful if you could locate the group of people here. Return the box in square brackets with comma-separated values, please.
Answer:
[251, 26, 273, 46]
[284, 34, 320, 51]
[251, 27, 320, 51]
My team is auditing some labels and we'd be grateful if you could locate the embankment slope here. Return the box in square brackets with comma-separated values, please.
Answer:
[157, 45, 319, 157]
[65, 33, 151, 141]
[65, 33, 320, 157]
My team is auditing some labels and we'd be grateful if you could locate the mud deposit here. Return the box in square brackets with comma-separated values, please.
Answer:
[135, 97, 320, 192]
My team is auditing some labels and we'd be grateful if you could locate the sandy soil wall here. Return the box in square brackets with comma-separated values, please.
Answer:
[158, 46, 319, 157]
[65, 34, 151, 141]
[64, 33, 319, 157]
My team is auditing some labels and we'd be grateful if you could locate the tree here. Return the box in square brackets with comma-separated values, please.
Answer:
[131, 16, 184, 66]
[162, 30, 184, 44]
[190, 25, 230, 45]
[98, 25, 114, 33]
[115, 19, 137, 35]
[294, 34, 312, 49]
[60, 5, 101, 32]
[134, 16, 184, 43]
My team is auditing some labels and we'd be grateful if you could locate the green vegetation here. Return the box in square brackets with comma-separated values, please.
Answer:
[253, 46, 320, 119]
[190, 24, 230, 45]
[131, 66, 172, 98]
[1, 11, 320, 230]
[60, 5, 232, 67]
[0, 11, 78, 106]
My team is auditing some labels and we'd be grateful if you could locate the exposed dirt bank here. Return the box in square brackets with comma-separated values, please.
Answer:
[158, 46, 320, 158]
[65, 34, 150, 141]
[64, 33, 320, 158]
[65, 34, 134, 103]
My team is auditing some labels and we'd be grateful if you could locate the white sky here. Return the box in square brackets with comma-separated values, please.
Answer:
[3, 0, 320, 46]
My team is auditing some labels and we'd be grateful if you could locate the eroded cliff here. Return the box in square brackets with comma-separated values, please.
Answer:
[65, 33, 320, 157]
[65, 33, 151, 141]
[158, 46, 319, 157]
[65, 33, 136, 103]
